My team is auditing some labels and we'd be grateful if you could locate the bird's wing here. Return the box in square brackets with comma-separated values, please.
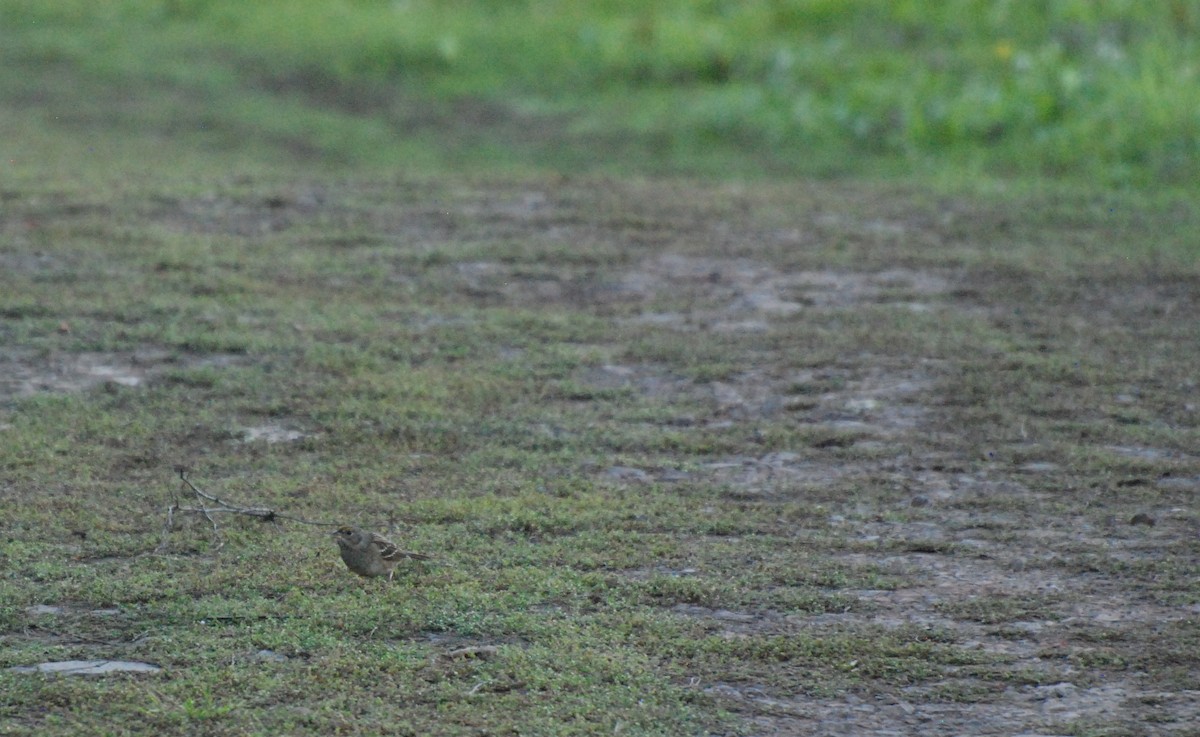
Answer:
[371, 533, 431, 561]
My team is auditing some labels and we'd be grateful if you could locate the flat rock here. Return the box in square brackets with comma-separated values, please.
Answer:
[25, 605, 64, 616]
[606, 466, 649, 481]
[10, 660, 161, 675]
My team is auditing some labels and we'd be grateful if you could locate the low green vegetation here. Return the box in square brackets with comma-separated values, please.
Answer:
[2, 0, 1198, 187]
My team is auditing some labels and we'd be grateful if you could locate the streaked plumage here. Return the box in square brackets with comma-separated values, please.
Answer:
[333, 526, 429, 580]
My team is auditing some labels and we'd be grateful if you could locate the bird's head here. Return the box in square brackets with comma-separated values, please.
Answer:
[332, 526, 359, 546]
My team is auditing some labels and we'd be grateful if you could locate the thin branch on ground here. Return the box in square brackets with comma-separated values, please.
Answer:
[157, 467, 336, 552]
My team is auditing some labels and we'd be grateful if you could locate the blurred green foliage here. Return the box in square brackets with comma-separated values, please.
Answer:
[1, 0, 1197, 186]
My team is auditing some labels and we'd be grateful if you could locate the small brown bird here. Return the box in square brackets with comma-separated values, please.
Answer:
[332, 526, 430, 581]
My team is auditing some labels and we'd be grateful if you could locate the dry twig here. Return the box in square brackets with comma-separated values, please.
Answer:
[158, 467, 335, 551]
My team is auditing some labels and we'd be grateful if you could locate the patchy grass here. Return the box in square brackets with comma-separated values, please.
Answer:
[1, 4, 1198, 735]
[2, 174, 1198, 736]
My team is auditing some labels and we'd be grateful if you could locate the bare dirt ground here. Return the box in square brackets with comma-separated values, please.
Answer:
[571, 249, 1199, 735]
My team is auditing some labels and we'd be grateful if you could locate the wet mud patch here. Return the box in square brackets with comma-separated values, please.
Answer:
[431, 251, 957, 320]
[671, 545, 1199, 734]
[0, 347, 246, 401]
[147, 188, 332, 237]
[620, 256, 953, 330]
[701, 452, 868, 498]
[709, 679, 1196, 737]
[577, 360, 937, 432]
[576, 358, 942, 499]
[782, 364, 938, 435]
